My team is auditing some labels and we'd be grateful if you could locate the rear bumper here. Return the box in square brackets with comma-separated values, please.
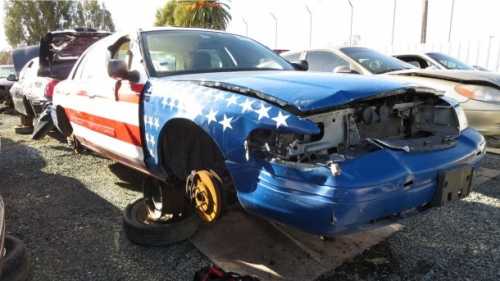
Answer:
[228, 128, 485, 235]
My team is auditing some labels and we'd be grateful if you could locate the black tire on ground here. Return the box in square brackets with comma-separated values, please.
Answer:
[0, 235, 30, 281]
[123, 198, 200, 246]
[13, 126, 33, 135]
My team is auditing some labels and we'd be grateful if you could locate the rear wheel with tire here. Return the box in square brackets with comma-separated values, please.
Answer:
[0, 235, 30, 281]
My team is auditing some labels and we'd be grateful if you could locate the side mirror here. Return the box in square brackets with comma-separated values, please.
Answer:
[108, 59, 140, 82]
[6, 74, 17, 81]
[291, 60, 309, 71]
[333, 65, 360, 74]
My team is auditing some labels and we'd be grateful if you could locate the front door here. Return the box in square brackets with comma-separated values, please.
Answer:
[61, 37, 146, 171]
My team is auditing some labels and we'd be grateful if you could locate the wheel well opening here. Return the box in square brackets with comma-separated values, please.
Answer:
[159, 119, 231, 185]
[55, 105, 73, 137]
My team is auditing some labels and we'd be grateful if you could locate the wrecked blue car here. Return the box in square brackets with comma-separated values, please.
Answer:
[51, 28, 485, 244]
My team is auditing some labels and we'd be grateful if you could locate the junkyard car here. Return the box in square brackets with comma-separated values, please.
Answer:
[284, 47, 500, 146]
[394, 52, 485, 71]
[0, 65, 15, 107]
[51, 28, 484, 241]
[0, 195, 29, 281]
[9, 29, 110, 133]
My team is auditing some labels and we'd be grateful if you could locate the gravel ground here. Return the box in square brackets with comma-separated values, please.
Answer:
[0, 111, 209, 281]
[1, 109, 500, 281]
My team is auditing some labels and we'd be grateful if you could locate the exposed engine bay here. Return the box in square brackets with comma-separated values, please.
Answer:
[247, 91, 461, 164]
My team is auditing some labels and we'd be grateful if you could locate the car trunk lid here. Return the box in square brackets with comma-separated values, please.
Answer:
[38, 29, 110, 79]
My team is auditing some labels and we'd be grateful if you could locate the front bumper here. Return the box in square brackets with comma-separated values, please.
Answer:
[228, 128, 485, 235]
[462, 99, 500, 136]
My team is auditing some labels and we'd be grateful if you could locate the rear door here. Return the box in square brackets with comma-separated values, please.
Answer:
[59, 35, 147, 171]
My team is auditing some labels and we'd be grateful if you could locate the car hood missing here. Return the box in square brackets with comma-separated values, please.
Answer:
[162, 71, 415, 114]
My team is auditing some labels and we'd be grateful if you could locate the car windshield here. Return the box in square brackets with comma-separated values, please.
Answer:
[141, 30, 294, 77]
[426, 52, 474, 70]
[0, 66, 15, 78]
[341, 47, 414, 74]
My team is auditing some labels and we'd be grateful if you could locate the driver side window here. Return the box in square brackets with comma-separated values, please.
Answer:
[113, 41, 132, 70]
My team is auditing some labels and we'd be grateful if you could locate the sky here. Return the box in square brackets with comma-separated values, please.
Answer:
[1, 0, 500, 67]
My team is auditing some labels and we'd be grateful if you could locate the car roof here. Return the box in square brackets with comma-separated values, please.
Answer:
[138, 26, 242, 37]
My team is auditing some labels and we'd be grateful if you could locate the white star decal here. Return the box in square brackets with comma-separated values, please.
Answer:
[272, 111, 290, 128]
[226, 95, 239, 107]
[153, 117, 160, 130]
[219, 114, 233, 131]
[213, 92, 225, 101]
[169, 98, 177, 109]
[240, 98, 254, 113]
[162, 97, 169, 108]
[144, 116, 151, 127]
[206, 109, 218, 125]
[255, 103, 271, 120]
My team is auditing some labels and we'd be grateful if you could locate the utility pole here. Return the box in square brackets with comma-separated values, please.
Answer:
[420, 0, 428, 44]
[305, 5, 312, 48]
[391, 0, 397, 46]
[347, 0, 354, 46]
[448, 0, 455, 42]
[242, 17, 248, 36]
[270, 13, 278, 49]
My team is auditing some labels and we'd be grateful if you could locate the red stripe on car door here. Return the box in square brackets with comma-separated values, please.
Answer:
[65, 108, 142, 146]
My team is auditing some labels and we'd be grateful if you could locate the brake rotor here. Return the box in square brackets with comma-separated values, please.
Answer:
[187, 170, 223, 223]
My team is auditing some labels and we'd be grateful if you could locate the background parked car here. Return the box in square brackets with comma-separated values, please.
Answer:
[0, 65, 16, 107]
[283, 47, 500, 146]
[0, 195, 29, 281]
[9, 28, 110, 134]
[394, 52, 488, 71]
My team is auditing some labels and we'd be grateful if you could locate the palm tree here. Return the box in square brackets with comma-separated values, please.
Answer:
[155, 0, 231, 31]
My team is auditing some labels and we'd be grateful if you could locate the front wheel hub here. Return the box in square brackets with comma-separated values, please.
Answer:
[186, 170, 223, 223]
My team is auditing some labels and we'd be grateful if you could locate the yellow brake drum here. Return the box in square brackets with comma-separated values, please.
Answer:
[188, 170, 223, 223]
